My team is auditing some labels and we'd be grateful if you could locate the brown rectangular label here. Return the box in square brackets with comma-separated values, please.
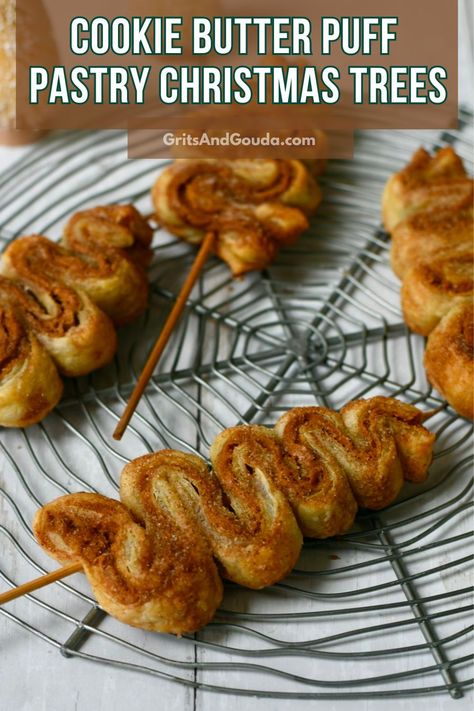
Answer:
[17, 0, 458, 157]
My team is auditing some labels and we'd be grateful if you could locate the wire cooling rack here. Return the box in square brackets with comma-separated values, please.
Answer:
[0, 112, 473, 701]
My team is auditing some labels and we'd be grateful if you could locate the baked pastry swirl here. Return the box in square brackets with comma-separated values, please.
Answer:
[273, 397, 433, 536]
[400, 247, 473, 336]
[0, 301, 63, 427]
[34, 492, 223, 634]
[382, 147, 473, 233]
[424, 302, 474, 420]
[152, 159, 322, 276]
[390, 206, 473, 280]
[0, 273, 117, 378]
[34, 397, 435, 633]
[3, 206, 153, 326]
[0, 205, 152, 427]
[61, 205, 153, 324]
[383, 147, 474, 419]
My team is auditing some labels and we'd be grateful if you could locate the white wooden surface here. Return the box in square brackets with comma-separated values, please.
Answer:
[1, 6, 473, 711]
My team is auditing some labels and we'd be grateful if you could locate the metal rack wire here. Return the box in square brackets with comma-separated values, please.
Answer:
[0, 111, 473, 700]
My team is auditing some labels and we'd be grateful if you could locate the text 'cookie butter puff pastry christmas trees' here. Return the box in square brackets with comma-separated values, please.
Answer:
[382, 147, 474, 420]
[33, 397, 435, 635]
[0, 205, 152, 427]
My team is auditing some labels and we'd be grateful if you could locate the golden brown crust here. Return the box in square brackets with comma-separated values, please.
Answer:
[0, 274, 117, 377]
[384, 147, 474, 419]
[67, 205, 154, 271]
[207, 427, 303, 585]
[0, 302, 63, 427]
[340, 397, 435, 484]
[274, 397, 434, 529]
[273, 408, 358, 536]
[61, 204, 152, 324]
[424, 302, 474, 419]
[123, 443, 302, 589]
[2, 206, 152, 327]
[0, 204, 152, 427]
[382, 147, 472, 232]
[400, 247, 473, 335]
[34, 397, 435, 633]
[152, 159, 321, 276]
[391, 207, 473, 280]
[33, 492, 222, 635]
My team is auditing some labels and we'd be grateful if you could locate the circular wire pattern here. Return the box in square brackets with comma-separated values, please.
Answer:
[0, 114, 473, 700]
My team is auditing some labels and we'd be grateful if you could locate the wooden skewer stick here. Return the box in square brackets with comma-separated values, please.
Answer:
[113, 230, 216, 440]
[0, 561, 82, 606]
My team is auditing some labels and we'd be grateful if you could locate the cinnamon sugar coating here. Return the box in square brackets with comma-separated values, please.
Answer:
[383, 147, 474, 419]
[152, 159, 322, 276]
